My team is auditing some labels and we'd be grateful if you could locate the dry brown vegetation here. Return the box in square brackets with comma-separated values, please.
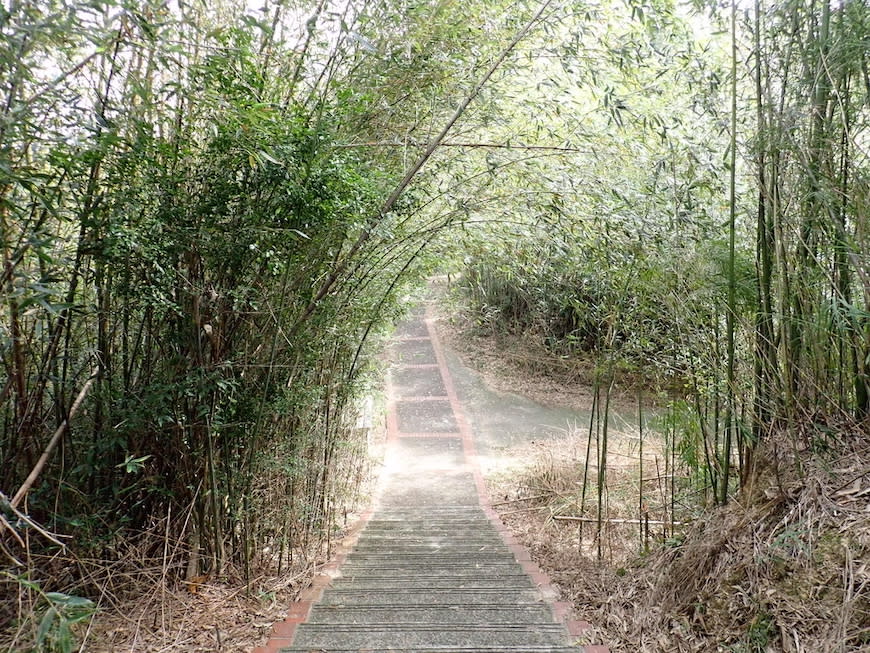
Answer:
[438, 302, 870, 651]
[1, 421, 383, 653]
[491, 428, 870, 652]
[79, 560, 306, 652]
[1, 514, 364, 653]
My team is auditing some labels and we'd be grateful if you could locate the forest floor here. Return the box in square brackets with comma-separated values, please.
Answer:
[73, 511, 381, 652]
[39, 448, 386, 652]
[434, 291, 870, 652]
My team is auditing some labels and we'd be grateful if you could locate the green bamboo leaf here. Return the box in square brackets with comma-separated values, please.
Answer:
[36, 606, 57, 644]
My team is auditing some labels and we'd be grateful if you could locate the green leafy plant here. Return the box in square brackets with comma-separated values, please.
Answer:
[5, 574, 96, 653]
[116, 455, 151, 474]
[34, 592, 97, 653]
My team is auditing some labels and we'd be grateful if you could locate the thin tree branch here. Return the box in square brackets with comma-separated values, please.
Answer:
[0, 492, 69, 551]
[554, 515, 687, 526]
[10, 366, 99, 510]
[332, 141, 593, 153]
[288, 0, 556, 339]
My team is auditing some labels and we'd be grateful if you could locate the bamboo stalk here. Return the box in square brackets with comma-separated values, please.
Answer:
[638, 388, 644, 553]
[578, 375, 599, 551]
[721, 0, 739, 506]
[10, 367, 99, 510]
[597, 371, 614, 561]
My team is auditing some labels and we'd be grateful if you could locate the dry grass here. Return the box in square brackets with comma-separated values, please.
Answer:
[487, 424, 676, 565]
[1, 519, 340, 652]
[81, 556, 314, 652]
[490, 428, 870, 652]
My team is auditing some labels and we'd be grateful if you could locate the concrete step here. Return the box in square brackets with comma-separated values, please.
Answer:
[354, 531, 504, 539]
[366, 511, 488, 518]
[318, 589, 545, 606]
[361, 528, 498, 535]
[328, 577, 536, 590]
[347, 547, 514, 556]
[374, 506, 485, 512]
[335, 568, 528, 580]
[359, 523, 498, 530]
[307, 604, 556, 624]
[286, 623, 571, 649]
[375, 492, 480, 504]
[362, 526, 501, 536]
[347, 545, 514, 564]
[368, 512, 490, 516]
[341, 558, 519, 567]
[371, 520, 494, 526]
[350, 542, 509, 552]
[338, 565, 523, 575]
[367, 511, 488, 518]
[355, 531, 504, 540]
[336, 567, 523, 578]
[347, 549, 511, 558]
[363, 515, 491, 520]
[351, 535, 505, 553]
[280, 646, 583, 653]
[378, 506, 483, 519]
[365, 519, 495, 527]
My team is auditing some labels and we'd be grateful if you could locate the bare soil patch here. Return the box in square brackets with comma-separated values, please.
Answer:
[432, 297, 658, 417]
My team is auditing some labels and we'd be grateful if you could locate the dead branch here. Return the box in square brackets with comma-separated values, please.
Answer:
[553, 515, 687, 526]
[491, 493, 554, 506]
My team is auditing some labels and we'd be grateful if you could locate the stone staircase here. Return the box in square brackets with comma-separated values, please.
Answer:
[282, 503, 584, 652]
[258, 305, 605, 653]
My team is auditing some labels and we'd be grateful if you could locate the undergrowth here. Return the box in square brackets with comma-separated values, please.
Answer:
[493, 427, 870, 652]
[0, 405, 384, 652]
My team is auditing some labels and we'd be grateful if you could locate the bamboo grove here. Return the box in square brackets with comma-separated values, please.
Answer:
[0, 0, 524, 613]
[1, 0, 869, 645]
[749, 0, 870, 435]
[454, 0, 870, 504]
[707, 0, 870, 495]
